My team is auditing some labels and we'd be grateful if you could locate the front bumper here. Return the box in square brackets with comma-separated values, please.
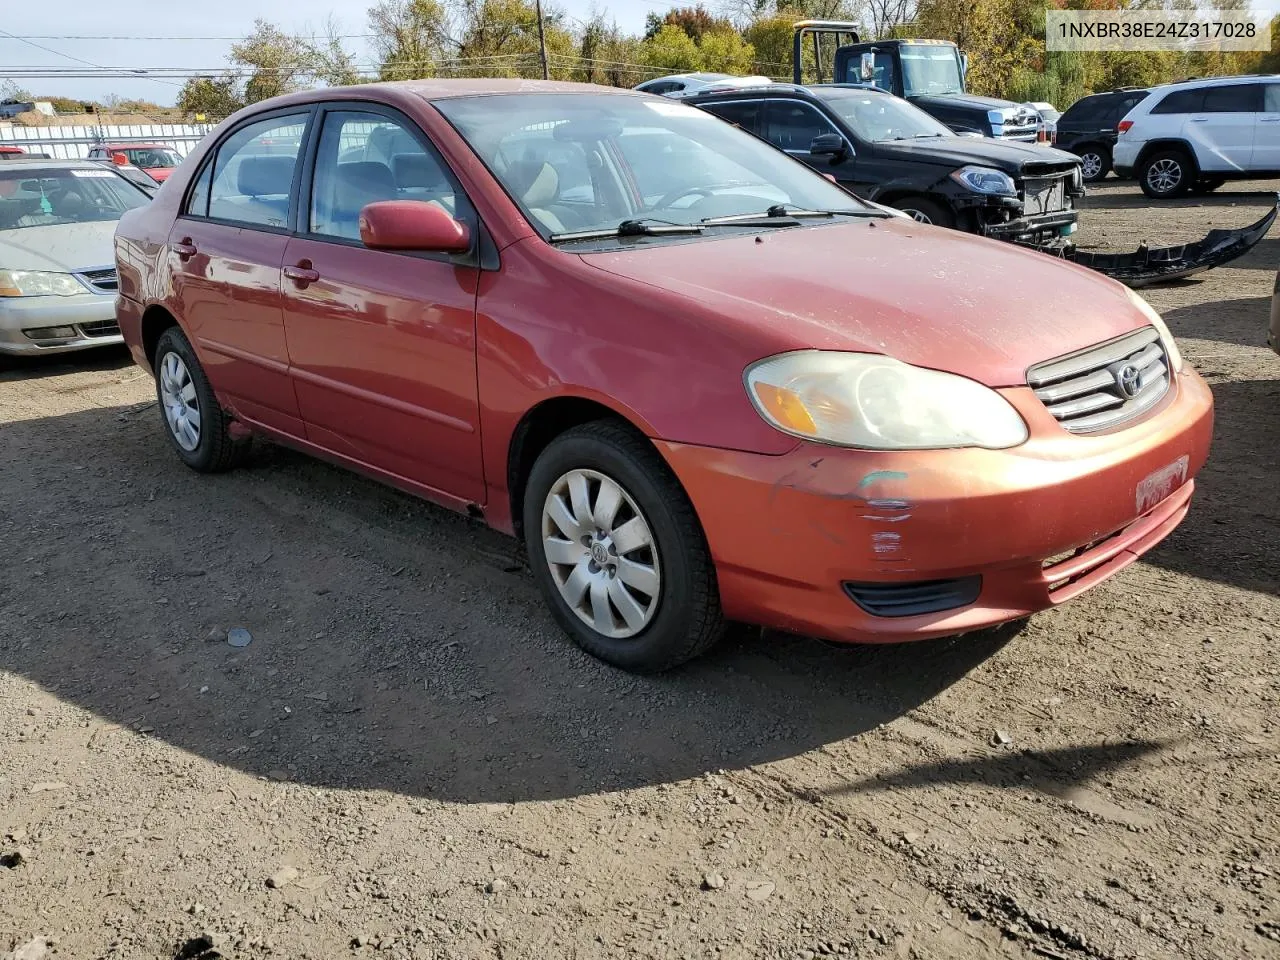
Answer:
[0, 293, 121, 355]
[657, 368, 1213, 644]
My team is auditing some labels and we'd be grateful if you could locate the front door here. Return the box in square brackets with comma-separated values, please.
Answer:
[280, 107, 484, 504]
[168, 110, 311, 435]
[762, 98, 864, 191]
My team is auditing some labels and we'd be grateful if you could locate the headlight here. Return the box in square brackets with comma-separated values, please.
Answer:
[0, 270, 84, 297]
[949, 165, 1017, 196]
[745, 351, 1029, 450]
[1125, 288, 1184, 372]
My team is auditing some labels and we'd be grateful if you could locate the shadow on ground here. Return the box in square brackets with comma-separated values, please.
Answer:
[1163, 296, 1272, 351]
[0, 344, 133, 383]
[0, 400, 1030, 805]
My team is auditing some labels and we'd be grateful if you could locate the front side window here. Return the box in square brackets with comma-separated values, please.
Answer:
[436, 93, 867, 241]
[1202, 83, 1261, 112]
[0, 166, 148, 230]
[308, 111, 459, 241]
[206, 113, 309, 228]
[819, 91, 952, 142]
[765, 101, 840, 153]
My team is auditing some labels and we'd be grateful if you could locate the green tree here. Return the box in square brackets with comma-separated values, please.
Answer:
[641, 23, 704, 72]
[231, 20, 319, 103]
[699, 28, 756, 73]
[176, 74, 245, 119]
[368, 0, 452, 79]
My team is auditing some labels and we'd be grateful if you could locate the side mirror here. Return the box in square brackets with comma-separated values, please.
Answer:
[810, 133, 848, 159]
[860, 52, 875, 82]
[111, 152, 129, 166]
[359, 200, 471, 254]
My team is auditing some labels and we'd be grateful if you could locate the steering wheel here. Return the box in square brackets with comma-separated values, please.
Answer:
[651, 185, 716, 211]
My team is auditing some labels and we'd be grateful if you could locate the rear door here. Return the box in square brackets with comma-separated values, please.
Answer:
[168, 109, 311, 435]
[697, 98, 763, 137]
[279, 105, 484, 503]
[1188, 83, 1261, 171]
[1254, 83, 1280, 172]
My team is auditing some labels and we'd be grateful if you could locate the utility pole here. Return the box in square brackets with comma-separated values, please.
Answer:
[534, 0, 550, 80]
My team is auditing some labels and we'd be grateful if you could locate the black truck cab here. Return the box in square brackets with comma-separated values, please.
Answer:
[792, 22, 1042, 143]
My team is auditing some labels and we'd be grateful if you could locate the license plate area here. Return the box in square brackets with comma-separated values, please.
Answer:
[1136, 454, 1189, 515]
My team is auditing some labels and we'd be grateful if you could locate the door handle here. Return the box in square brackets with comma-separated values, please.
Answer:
[1261, 116, 1280, 122]
[283, 261, 320, 287]
[1189, 117, 1209, 122]
[171, 238, 196, 261]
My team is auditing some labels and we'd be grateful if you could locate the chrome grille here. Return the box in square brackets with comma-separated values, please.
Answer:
[1027, 327, 1170, 434]
[77, 267, 118, 293]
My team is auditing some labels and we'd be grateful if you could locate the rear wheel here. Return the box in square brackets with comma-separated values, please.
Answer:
[893, 197, 956, 229]
[522, 420, 723, 673]
[1139, 149, 1193, 199]
[154, 326, 249, 472]
[1076, 146, 1111, 183]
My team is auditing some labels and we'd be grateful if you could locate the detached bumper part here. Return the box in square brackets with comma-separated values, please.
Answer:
[1038, 196, 1279, 288]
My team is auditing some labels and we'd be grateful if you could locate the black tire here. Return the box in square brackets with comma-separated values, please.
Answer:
[892, 197, 956, 229]
[1139, 149, 1194, 199]
[1192, 177, 1227, 193]
[1076, 145, 1111, 183]
[522, 419, 724, 673]
[153, 326, 249, 473]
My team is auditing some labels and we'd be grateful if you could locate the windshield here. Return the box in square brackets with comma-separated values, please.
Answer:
[125, 147, 181, 168]
[0, 167, 149, 230]
[820, 92, 953, 141]
[900, 46, 964, 97]
[435, 93, 868, 241]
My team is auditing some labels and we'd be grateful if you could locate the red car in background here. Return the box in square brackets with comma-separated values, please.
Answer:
[87, 143, 183, 182]
[113, 80, 1213, 673]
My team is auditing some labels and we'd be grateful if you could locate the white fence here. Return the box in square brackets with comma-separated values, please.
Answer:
[0, 123, 216, 160]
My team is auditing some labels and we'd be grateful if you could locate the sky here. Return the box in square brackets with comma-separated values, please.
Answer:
[2, 0, 670, 107]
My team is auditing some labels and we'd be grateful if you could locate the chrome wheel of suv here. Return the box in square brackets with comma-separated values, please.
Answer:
[1140, 151, 1191, 198]
[159, 352, 201, 451]
[1146, 158, 1182, 193]
[541, 468, 661, 639]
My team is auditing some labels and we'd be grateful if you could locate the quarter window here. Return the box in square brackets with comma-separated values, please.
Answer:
[1267, 84, 1280, 113]
[205, 113, 308, 228]
[308, 111, 458, 241]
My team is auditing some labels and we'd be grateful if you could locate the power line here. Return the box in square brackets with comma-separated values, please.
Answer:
[0, 28, 182, 86]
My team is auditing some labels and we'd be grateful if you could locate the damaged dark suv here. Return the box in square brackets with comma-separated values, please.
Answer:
[688, 83, 1084, 247]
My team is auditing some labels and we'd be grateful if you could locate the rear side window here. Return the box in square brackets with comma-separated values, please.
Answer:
[1062, 96, 1108, 124]
[206, 113, 309, 228]
[1202, 83, 1261, 112]
[699, 100, 761, 133]
[1151, 89, 1205, 114]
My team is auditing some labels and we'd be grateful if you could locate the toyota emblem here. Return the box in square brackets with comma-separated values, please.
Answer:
[1116, 363, 1142, 399]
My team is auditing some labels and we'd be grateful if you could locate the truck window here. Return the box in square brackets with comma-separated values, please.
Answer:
[898, 46, 964, 98]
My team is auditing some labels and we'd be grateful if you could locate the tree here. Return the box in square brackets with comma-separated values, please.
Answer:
[368, 0, 452, 79]
[176, 74, 245, 119]
[642, 23, 704, 72]
[699, 28, 756, 73]
[312, 17, 363, 87]
[0, 80, 33, 103]
[575, 13, 648, 85]
[646, 5, 735, 43]
[231, 19, 319, 103]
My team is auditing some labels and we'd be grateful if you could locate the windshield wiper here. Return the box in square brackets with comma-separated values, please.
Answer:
[548, 218, 704, 243]
[701, 204, 889, 226]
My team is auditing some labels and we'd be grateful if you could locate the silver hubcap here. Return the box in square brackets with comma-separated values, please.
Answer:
[1147, 158, 1181, 194]
[159, 351, 201, 452]
[901, 207, 932, 224]
[1081, 153, 1102, 178]
[541, 469, 661, 639]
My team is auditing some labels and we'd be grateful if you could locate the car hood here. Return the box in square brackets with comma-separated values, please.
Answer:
[579, 218, 1148, 388]
[0, 220, 118, 273]
[912, 92, 1023, 113]
[875, 137, 1080, 173]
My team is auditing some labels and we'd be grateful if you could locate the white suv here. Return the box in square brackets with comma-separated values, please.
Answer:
[1112, 75, 1280, 198]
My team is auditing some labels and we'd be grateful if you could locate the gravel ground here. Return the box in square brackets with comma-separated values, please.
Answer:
[1, 179, 1277, 960]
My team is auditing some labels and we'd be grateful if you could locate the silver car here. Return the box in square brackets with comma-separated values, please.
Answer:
[0, 158, 150, 356]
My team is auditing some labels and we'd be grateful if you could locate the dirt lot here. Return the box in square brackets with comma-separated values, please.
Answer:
[1, 180, 1278, 960]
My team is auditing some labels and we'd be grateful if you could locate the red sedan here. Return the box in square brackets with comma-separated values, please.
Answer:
[89, 143, 183, 182]
[114, 80, 1212, 672]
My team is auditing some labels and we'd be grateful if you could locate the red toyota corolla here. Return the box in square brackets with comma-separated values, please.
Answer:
[114, 80, 1213, 672]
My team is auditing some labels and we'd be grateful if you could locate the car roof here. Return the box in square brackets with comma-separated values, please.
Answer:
[1150, 74, 1280, 93]
[0, 158, 110, 170]
[98, 143, 171, 149]
[261, 79, 636, 110]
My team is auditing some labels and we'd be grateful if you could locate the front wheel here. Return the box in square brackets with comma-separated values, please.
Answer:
[522, 421, 723, 673]
[892, 197, 956, 229]
[1139, 149, 1193, 199]
[153, 326, 249, 472]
